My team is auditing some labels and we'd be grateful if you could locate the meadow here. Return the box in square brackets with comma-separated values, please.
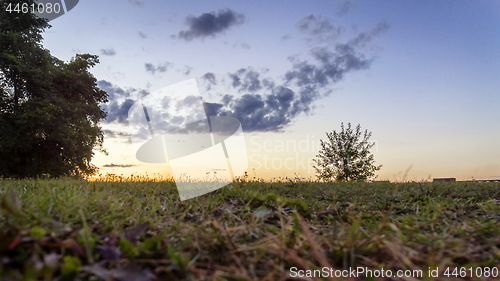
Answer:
[0, 175, 499, 280]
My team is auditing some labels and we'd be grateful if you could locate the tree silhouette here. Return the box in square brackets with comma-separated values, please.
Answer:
[0, 1, 108, 177]
[313, 122, 381, 181]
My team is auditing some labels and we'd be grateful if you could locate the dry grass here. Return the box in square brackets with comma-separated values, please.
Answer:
[0, 176, 499, 280]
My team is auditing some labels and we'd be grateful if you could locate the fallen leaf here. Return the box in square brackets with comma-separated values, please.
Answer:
[1, 191, 24, 217]
[253, 207, 271, 218]
[43, 253, 60, 271]
[8, 235, 21, 250]
[96, 245, 121, 261]
[0, 224, 21, 253]
[123, 222, 150, 243]
[315, 209, 335, 218]
[82, 263, 155, 281]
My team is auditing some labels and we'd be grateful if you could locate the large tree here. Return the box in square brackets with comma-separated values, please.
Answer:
[313, 122, 382, 182]
[0, 0, 108, 177]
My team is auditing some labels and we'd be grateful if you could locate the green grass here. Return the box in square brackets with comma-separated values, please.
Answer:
[1, 177, 499, 280]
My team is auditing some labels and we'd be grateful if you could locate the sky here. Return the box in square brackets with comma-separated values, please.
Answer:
[39, 0, 500, 181]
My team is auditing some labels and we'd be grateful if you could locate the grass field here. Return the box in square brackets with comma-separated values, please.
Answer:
[1, 176, 499, 280]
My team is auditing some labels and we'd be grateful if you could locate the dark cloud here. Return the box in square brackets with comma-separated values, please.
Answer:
[228, 68, 245, 88]
[203, 72, 216, 85]
[178, 9, 245, 41]
[182, 66, 193, 76]
[145, 62, 172, 76]
[128, 0, 144, 7]
[99, 81, 208, 140]
[98, 19, 387, 135]
[297, 15, 342, 42]
[102, 163, 136, 168]
[199, 70, 299, 132]
[138, 31, 147, 38]
[284, 46, 371, 88]
[177, 95, 202, 110]
[102, 99, 135, 124]
[100, 48, 116, 56]
[337, 0, 356, 15]
[198, 21, 388, 132]
[138, 89, 149, 98]
[210, 85, 302, 132]
[348, 21, 389, 47]
[233, 42, 251, 49]
[97, 80, 130, 101]
[228, 68, 262, 93]
[103, 130, 130, 139]
[200, 72, 217, 91]
[97, 80, 150, 124]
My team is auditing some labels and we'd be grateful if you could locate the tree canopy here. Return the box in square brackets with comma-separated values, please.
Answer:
[313, 122, 382, 182]
[0, 0, 108, 178]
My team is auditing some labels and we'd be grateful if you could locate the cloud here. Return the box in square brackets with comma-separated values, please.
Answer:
[128, 0, 144, 7]
[99, 19, 388, 134]
[100, 48, 116, 56]
[203, 73, 315, 132]
[225, 90, 293, 131]
[98, 80, 150, 124]
[102, 163, 136, 168]
[128, 94, 211, 138]
[199, 83, 300, 132]
[138, 31, 147, 38]
[182, 66, 193, 76]
[202, 72, 216, 86]
[337, 0, 356, 15]
[348, 21, 389, 47]
[97, 80, 130, 101]
[232, 42, 251, 49]
[103, 129, 130, 139]
[195, 21, 388, 132]
[145, 62, 172, 76]
[102, 99, 135, 123]
[228, 68, 263, 93]
[284, 45, 371, 87]
[297, 15, 342, 42]
[178, 9, 245, 41]
[100, 80, 209, 138]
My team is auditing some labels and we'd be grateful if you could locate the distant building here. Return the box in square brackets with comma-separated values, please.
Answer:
[433, 178, 456, 182]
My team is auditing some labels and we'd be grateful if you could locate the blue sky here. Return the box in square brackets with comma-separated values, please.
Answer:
[41, 0, 500, 181]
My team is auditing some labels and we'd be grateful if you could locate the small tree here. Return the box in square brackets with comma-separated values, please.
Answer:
[313, 122, 381, 182]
